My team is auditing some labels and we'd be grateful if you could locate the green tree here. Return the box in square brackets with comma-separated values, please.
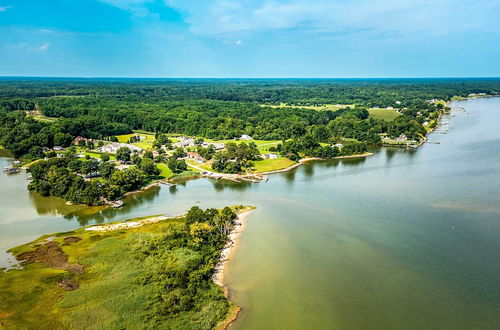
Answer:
[116, 147, 131, 162]
[140, 158, 160, 176]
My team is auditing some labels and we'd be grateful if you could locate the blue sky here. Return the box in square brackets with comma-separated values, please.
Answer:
[1, 0, 500, 77]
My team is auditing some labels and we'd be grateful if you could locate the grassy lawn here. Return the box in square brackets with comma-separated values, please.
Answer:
[186, 160, 212, 172]
[83, 151, 116, 160]
[0, 208, 251, 329]
[368, 108, 400, 121]
[169, 170, 201, 181]
[251, 157, 296, 173]
[157, 163, 173, 178]
[158, 163, 200, 180]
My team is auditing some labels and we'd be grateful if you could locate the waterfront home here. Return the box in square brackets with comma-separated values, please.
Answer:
[101, 142, 142, 154]
[262, 153, 278, 159]
[240, 134, 253, 140]
[396, 134, 408, 141]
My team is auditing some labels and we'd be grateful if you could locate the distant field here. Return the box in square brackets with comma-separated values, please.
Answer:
[368, 108, 400, 121]
[29, 110, 57, 123]
[261, 103, 355, 111]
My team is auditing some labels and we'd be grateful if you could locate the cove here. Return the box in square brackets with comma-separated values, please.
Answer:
[1, 97, 500, 329]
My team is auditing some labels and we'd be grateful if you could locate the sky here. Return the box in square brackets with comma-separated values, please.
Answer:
[0, 0, 500, 78]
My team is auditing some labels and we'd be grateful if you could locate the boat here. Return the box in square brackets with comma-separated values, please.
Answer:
[112, 200, 124, 208]
[3, 167, 21, 173]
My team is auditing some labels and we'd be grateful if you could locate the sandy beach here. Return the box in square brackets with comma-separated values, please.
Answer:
[212, 209, 254, 288]
[84, 215, 170, 232]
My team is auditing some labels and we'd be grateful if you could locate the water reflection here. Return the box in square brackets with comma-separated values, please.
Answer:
[27, 185, 162, 226]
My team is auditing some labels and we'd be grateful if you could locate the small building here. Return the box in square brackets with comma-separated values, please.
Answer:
[194, 156, 205, 163]
[53, 146, 64, 151]
[262, 153, 278, 159]
[186, 151, 200, 159]
[386, 106, 394, 110]
[240, 134, 253, 141]
[396, 134, 408, 141]
[73, 136, 90, 145]
[335, 143, 343, 148]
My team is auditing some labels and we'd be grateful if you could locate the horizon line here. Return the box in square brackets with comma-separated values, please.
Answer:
[1, 75, 500, 80]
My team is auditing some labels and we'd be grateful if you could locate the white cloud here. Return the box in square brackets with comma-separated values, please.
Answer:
[37, 43, 50, 51]
[165, 0, 500, 38]
[99, 0, 153, 16]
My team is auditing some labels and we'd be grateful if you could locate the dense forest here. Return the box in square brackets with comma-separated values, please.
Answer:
[1, 78, 499, 168]
[3, 78, 497, 154]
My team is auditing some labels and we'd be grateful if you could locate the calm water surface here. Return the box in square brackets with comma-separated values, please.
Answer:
[1, 98, 499, 329]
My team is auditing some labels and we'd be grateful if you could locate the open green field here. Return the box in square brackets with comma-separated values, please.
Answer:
[157, 163, 173, 178]
[158, 163, 200, 180]
[0, 207, 253, 329]
[29, 110, 58, 123]
[260, 103, 355, 111]
[251, 157, 296, 173]
[368, 108, 400, 121]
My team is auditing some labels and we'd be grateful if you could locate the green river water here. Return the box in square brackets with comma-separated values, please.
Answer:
[1, 98, 499, 329]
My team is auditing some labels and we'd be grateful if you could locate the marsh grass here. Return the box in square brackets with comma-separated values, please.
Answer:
[0, 210, 243, 329]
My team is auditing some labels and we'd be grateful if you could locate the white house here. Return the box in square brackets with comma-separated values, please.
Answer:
[173, 137, 195, 148]
[240, 134, 253, 141]
[101, 142, 142, 154]
[262, 153, 278, 159]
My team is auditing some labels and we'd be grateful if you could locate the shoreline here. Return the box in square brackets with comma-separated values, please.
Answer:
[259, 152, 374, 175]
[213, 209, 255, 329]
